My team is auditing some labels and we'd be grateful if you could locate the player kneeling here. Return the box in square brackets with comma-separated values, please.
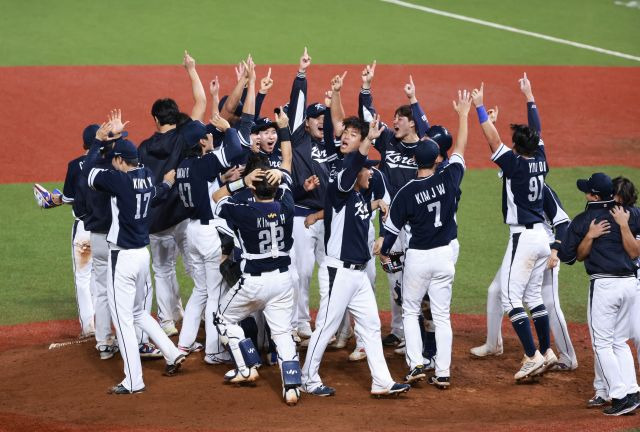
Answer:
[211, 115, 302, 406]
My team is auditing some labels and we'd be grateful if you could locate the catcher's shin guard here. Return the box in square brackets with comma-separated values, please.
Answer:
[281, 360, 302, 389]
[239, 338, 262, 368]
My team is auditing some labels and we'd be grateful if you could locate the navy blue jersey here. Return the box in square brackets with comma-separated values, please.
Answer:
[542, 184, 570, 243]
[288, 72, 332, 211]
[261, 145, 283, 168]
[81, 156, 113, 234]
[558, 200, 640, 277]
[88, 166, 171, 249]
[492, 140, 548, 225]
[138, 127, 190, 233]
[324, 152, 373, 264]
[209, 113, 254, 158]
[358, 89, 429, 197]
[215, 183, 294, 274]
[381, 154, 465, 255]
[62, 155, 88, 219]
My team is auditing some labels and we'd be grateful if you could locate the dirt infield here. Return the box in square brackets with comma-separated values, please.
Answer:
[1, 65, 639, 183]
[0, 314, 638, 432]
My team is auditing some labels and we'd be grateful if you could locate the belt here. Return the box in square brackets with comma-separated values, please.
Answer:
[342, 262, 367, 271]
[248, 267, 288, 277]
[525, 223, 533, 229]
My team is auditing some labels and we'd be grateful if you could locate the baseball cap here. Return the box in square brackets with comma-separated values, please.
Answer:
[306, 103, 327, 119]
[181, 120, 208, 148]
[251, 117, 277, 134]
[577, 172, 613, 199]
[426, 125, 452, 157]
[218, 95, 244, 117]
[82, 124, 100, 147]
[111, 139, 138, 160]
[414, 138, 440, 166]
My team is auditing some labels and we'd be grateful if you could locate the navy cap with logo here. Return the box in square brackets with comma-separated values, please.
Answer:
[181, 120, 208, 148]
[414, 138, 440, 166]
[82, 124, 100, 147]
[426, 125, 452, 158]
[306, 103, 327, 119]
[363, 159, 380, 169]
[577, 172, 613, 199]
[111, 139, 138, 161]
[251, 117, 277, 134]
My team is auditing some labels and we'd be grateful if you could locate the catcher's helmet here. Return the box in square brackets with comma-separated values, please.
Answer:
[426, 125, 452, 158]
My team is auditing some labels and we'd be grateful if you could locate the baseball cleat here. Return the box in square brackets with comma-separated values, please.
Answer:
[162, 324, 179, 337]
[98, 344, 119, 360]
[292, 330, 302, 344]
[587, 394, 608, 408]
[532, 348, 558, 376]
[371, 382, 411, 397]
[548, 362, 577, 372]
[422, 356, 435, 371]
[164, 354, 186, 376]
[627, 391, 640, 408]
[224, 366, 259, 384]
[514, 350, 545, 381]
[303, 384, 336, 397]
[204, 353, 233, 365]
[139, 342, 163, 359]
[266, 350, 279, 366]
[297, 324, 313, 339]
[470, 343, 503, 358]
[428, 376, 451, 390]
[603, 395, 637, 416]
[394, 340, 406, 355]
[107, 384, 145, 395]
[348, 347, 367, 362]
[283, 387, 301, 406]
[178, 342, 204, 356]
[331, 329, 353, 349]
[405, 365, 426, 384]
[382, 333, 402, 347]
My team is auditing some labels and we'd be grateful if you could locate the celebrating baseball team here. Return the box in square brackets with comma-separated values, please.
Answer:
[34, 48, 640, 414]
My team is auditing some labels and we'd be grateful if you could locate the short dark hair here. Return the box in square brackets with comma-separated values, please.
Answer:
[342, 116, 369, 140]
[123, 157, 139, 167]
[613, 176, 637, 206]
[510, 124, 540, 156]
[394, 105, 414, 122]
[151, 98, 181, 126]
[244, 154, 278, 199]
[418, 161, 436, 170]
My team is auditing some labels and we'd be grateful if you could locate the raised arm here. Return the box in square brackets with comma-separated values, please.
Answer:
[275, 108, 292, 173]
[330, 72, 347, 138]
[210, 113, 244, 166]
[183, 51, 207, 122]
[471, 83, 502, 154]
[255, 67, 272, 121]
[288, 47, 311, 135]
[209, 76, 221, 121]
[358, 61, 377, 122]
[405, 75, 430, 138]
[221, 58, 249, 121]
[519, 72, 541, 134]
[451, 89, 472, 157]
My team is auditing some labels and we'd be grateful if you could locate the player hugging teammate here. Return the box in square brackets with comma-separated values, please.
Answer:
[39, 48, 640, 413]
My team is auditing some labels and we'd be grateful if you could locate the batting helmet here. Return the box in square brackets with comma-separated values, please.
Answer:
[426, 125, 452, 158]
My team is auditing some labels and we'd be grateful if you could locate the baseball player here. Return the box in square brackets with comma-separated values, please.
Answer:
[558, 172, 640, 415]
[211, 114, 303, 406]
[471, 78, 577, 371]
[137, 51, 206, 337]
[84, 117, 186, 394]
[378, 90, 471, 389]
[358, 63, 430, 348]
[301, 116, 410, 398]
[287, 47, 334, 341]
[472, 80, 557, 381]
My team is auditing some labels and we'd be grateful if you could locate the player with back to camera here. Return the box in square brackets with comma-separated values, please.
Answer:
[472, 81, 557, 382]
[301, 115, 411, 398]
[211, 108, 303, 406]
[377, 89, 471, 389]
[84, 111, 186, 394]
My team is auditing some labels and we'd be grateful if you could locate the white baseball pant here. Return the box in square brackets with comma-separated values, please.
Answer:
[71, 219, 94, 336]
[292, 216, 325, 332]
[178, 220, 225, 355]
[149, 219, 190, 330]
[302, 257, 395, 393]
[587, 277, 639, 400]
[107, 246, 182, 392]
[482, 264, 577, 366]
[500, 225, 550, 312]
[385, 229, 410, 340]
[215, 269, 297, 370]
[402, 246, 455, 377]
[90, 232, 115, 346]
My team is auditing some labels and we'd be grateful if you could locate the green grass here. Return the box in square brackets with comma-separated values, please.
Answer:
[2, 165, 638, 326]
[0, 0, 638, 66]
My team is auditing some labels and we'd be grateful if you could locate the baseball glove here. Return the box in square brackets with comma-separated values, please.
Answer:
[33, 183, 61, 209]
[382, 251, 404, 274]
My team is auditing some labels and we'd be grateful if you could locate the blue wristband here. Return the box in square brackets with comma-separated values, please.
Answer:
[476, 106, 488, 123]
